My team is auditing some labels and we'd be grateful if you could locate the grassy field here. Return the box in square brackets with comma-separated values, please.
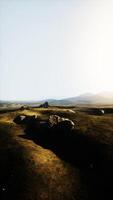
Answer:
[0, 106, 113, 200]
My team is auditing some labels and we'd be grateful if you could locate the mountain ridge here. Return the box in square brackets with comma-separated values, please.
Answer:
[0, 92, 113, 106]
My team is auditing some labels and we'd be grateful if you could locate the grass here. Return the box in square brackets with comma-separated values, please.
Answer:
[0, 106, 113, 200]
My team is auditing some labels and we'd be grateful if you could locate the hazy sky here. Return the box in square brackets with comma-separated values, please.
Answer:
[0, 0, 113, 101]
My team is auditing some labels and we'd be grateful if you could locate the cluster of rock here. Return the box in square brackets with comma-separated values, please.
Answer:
[13, 115, 37, 125]
[14, 114, 75, 131]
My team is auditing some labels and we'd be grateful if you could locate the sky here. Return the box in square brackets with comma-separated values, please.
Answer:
[0, 0, 113, 101]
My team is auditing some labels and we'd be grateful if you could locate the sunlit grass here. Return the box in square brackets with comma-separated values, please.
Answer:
[0, 106, 113, 199]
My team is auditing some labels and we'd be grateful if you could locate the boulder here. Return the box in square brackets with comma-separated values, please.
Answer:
[49, 115, 75, 130]
[100, 109, 105, 115]
[13, 115, 26, 124]
[14, 115, 38, 125]
[39, 101, 49, 108]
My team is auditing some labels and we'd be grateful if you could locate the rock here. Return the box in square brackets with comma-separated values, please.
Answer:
[100, 109, 105, 114]
[39, 102, 49, 108]
[49, 115, 60, 126]
[49, 115, 75, 130]
[13, 115, 38, 125]
[13, 115, 26, 124]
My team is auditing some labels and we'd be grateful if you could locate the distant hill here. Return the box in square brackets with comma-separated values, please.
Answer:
[0, 92, 113, 107]
[47, 92, 113, 106]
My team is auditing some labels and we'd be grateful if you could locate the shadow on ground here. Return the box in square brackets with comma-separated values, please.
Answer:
[1, 116, 113, 200]
[19, 121, 113, 199]
[20, 123, 109, 168]
[21, 123, 113, 184]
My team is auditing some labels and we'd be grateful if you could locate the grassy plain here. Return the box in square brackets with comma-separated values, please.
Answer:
[0, 106, 113, 200]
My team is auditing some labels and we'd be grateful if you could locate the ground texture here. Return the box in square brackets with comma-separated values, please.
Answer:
[0, 107, 113, 200]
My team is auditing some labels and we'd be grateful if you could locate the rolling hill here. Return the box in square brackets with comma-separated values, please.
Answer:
[0, 92, 113, 107]
[47, 92, 113, 105]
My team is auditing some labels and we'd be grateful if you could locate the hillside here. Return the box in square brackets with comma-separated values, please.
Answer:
[47, 92, 113, 105]
[0, 106, 113, 200]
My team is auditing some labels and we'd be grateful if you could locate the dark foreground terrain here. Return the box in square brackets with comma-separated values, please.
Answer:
[0, 106, 113, 200]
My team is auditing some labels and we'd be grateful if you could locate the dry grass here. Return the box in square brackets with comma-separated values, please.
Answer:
[0, 106, 113, 200]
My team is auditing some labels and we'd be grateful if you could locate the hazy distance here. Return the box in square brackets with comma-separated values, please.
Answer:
[0, 0, 113, 101]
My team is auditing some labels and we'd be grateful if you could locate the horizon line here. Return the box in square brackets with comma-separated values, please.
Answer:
[0, 91, 113, 102]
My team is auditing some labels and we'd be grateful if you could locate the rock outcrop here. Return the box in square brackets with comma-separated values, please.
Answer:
[49, 115, 75, 130]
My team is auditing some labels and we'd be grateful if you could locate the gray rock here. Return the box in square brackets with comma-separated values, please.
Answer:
[49, 115, 75, 130]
